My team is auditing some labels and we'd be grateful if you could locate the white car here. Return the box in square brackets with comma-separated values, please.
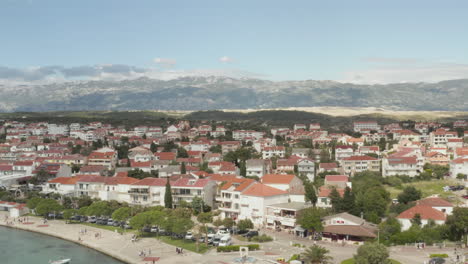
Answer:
[185, 232, 193, 240]
[218, 236, 232, 247]
[216, 229, 230, 236]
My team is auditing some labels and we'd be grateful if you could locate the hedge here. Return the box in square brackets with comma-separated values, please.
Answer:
[429, 254, 448, 258]
[217, 244, 260, 252]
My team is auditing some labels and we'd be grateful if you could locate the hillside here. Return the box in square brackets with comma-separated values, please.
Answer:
[0, 77, 467, 112]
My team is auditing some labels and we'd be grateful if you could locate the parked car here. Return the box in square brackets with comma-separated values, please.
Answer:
[216, 229, 230, 237]
[158, 228, 167, 236]
[107, 219, 114, 226]
[242, 231, 259, 238]
[123, 222, 132, 229]
[184, 232, 193, 240]
[218, 236, 232, 247]
[142, 226, 152, 233]
[80, 216, 88, 222]
[207, 234, 215, 244]
[87, 216, 96, 223]
[113, 221, 122, 227]
[212, 237, 221, 246]
[150, 226, 159, 233]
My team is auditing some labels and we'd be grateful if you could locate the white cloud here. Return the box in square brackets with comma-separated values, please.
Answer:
[219, 56, 233, 63]
[341, 58, 468, 84]
[153, 58, 177, 67]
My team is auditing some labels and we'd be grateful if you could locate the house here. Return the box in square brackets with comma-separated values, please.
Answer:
[318, 163, 339, 174]
[353, 121, 380, 133]
[154, 152, 176, 161]
[397, 204, 449, 231]
[171, 178, 217, 208]
[43, 176, 80, 196]
[297, 158, 315, 182]
[276, 157, 300, 173]
[291, 148, 310, 159]
[324, 175, 351, 189]
[309, 123, 321, 131]
[293, 124, 307, 131]
[216, 178, 256, 220]
[265, 202, 312, 231]
[317, 187, 345, 208]
[246, 159, 271, 178]
[424, 151, 449, 166]
[335, 146, 354, 161]
[239, 182, 289, 226]
[262, 146, 285, 159]
[220, 141, 241, 154]
[341, 155, 380, 176]
[79, 165, 107, 176]
[128, 146, 153, 162]
[125, 177, 167, 206]
[158, 165, 181, 178]
[232, 130, 264, 141]
[382, 154, 421, 177]
[261, 174, 305, 202]
[88, 147, 118, 169]
[449, 157, 468, 178]
[429, 129, 458, 147]
[357, 146, 380, 156]
[322, 212, 378, 244]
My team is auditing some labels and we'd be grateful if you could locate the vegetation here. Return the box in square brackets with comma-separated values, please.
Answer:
[302, 245, 333, 264]
[353, 242, 391, 264]
[216, 244, 260, 252]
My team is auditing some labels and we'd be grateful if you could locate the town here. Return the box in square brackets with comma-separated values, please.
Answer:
[0, 117, 467, 264]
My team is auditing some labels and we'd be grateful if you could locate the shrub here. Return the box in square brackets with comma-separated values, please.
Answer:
[429, 254, 448, 258]
[250, 234, 273, 242]
[217, 244, 260, 252]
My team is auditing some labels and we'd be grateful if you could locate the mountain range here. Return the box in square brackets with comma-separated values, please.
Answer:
[0, 77, 467, 112]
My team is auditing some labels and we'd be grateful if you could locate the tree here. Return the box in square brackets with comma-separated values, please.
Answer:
[237, 219, 254, 231]
[328, 187, 343, 212]
[302, 245, 333, 264]
[177, 147, 188, 158]
[397, 186, 421, 204]
[297, 207, 325, 234]
[164, 178, 173, 209]
[341, 187, 355, 213]
[150, 142, 158, 153]
[27, 197, 43, 211]
[170, 216, 194, 235]
[411, 213, 422, 226]
[354, 242, 391, 264]
[36, 199, 63, 216]
[222, 217, 235, 228]
[304, 183, 317, 206]
[86, 201, 113, 216]
[379, 217, 401, 245]
[181, 162, 186, 174]
[63, 209, 77, 223]
[36, 169, 50, 182]
[240, 160, 246, 177]
[191, 196, 205, 214]
[446, 207, 468, 246]
[130, 211, 155, 231]
[112, 207, 131, 221]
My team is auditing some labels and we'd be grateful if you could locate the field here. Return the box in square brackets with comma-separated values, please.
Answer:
[385, 179, 461, 202]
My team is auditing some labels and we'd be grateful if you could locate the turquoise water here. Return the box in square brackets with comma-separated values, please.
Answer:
[0, 226, 125, 264]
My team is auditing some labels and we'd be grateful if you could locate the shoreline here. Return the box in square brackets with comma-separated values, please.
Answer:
[0, 217, 132, 264]
[0, 212, 200, 264]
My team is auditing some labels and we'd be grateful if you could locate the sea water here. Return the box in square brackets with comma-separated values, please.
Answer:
[0, 226, 124, 264]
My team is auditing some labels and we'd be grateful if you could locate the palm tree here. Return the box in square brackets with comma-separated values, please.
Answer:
[302, 245, 333, 264]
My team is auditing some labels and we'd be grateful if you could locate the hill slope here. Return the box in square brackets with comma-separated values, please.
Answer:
[0, 77, 467, 111]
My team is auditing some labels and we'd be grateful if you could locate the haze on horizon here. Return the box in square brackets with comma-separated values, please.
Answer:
[1, 0, 468, 85]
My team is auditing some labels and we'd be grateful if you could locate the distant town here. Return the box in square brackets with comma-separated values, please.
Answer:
[0, 117, 467, 263]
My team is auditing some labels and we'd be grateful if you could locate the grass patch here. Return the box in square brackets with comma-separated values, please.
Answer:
[157, 236, 211, 254]
[385, 179, 459, 200]
[341, 258, 401, 264]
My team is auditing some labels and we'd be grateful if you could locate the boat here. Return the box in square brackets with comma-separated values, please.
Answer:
[49, 258, 71, 264]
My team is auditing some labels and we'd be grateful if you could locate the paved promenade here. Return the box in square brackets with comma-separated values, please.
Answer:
[1, 212, 466, 264]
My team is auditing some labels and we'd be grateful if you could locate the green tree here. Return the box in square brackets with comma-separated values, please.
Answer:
[304, 182, 317, 206]
[170, 216, 194, 235]
[297, 207, 325, 234]
[411, 213, 422, 226]
[62, 209, 77, 223]
[36, 199, 63, 216]
[237, 219, 254, 231]
[240, 160, 246, 177]
[354, 242, 391, 264]
[397, 186, 421, 204]
[86, 201, 113, 216]
[191, 196, 205, 214]
[181, 162, 186, 174]
[27, 197, 43, 211]
[302, 245, 333, 264]
[222, 217, 235, 228]
[112, 207, 132, 221]
[341, 187, 355, 213]
[130, 211, 155, 231]
[328, 187, 343, 212]
[164, 178, 173, 209]
[446, 207, 468, 246]
[378, 217, 401, 245]
[150, 142, 158, 153]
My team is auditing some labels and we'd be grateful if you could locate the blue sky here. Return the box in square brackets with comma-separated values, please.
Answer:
[1, 0, 468, 83]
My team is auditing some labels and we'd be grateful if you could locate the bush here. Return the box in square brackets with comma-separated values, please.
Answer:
[429, 254, 448, 258]
[217, 244, 260, 252]
[250, 234, 273, 242]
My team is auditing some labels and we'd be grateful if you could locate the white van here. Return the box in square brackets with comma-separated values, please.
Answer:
[218, 236, 232, 247]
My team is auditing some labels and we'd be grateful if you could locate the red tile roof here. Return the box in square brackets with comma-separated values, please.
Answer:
[325, 175, 349, 182]
[261, 174, 295, 184]
[242, 183, 287, 197]
[343, 155, 378, 161]
[416, 197, 453, 207]
[132, 177, 167, 186]
[48, 177, 79, 185]
[397, 205, 447, 221]
[318, 186, 345, 197]
[319, 163, 338, 169]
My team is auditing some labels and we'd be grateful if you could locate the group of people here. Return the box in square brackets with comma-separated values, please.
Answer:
[176, 247, 184, 255]
[138, 248, 151, 257]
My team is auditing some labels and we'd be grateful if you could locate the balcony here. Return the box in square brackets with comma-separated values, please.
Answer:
[128, 189, 149, 194]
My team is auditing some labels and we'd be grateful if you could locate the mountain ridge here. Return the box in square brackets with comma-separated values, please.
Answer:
[1, 76, 467, 112]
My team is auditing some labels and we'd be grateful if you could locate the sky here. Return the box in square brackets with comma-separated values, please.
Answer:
[1, 0, 468, 84]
